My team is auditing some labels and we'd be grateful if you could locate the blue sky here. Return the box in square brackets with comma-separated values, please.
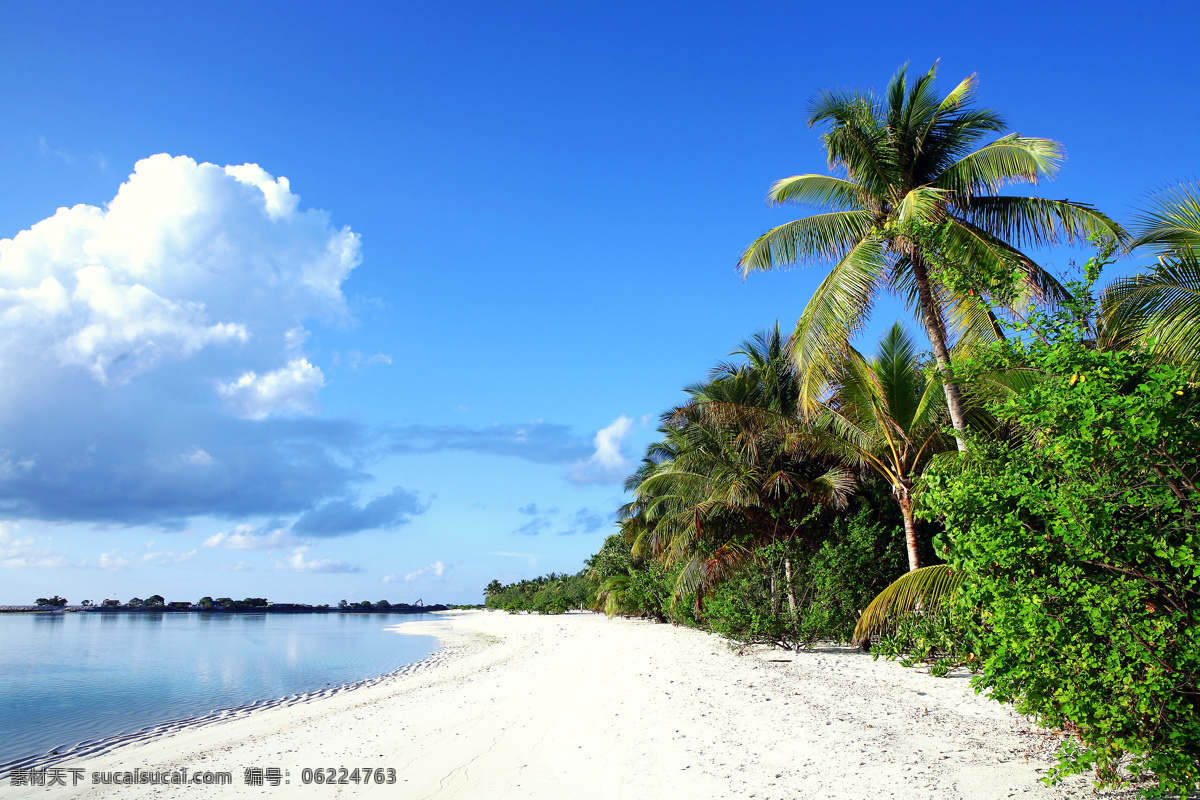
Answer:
[1, 1, 1197, 604]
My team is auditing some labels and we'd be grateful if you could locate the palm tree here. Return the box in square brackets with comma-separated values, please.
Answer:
[1102, 182, 1200, 376]
[739, 62, 1123, 449]
[815, 323, 956, 571]
[621, 326, 854, 604]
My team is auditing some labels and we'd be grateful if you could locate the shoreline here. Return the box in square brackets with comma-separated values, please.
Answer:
[0, 612, 467, 777]
[6, 611, 1119, 799]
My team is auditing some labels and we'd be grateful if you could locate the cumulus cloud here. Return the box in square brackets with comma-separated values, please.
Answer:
[403, 560, 449, 582]
[568, 416, 634, 484]
[203, 524, 297, 550]
[275, 545, 362, 573]
[218, 358, 325, 419]
[0, 522, 67, 568]
[0, 153, 356, 386]
[0, 154, 364, 526]
[291, 486, 429, 537]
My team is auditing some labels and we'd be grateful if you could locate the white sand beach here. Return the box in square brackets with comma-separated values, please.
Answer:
[8, 610, 1108, 799]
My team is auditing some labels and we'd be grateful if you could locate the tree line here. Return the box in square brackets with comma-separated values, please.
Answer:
[486, 64, 1199, 797]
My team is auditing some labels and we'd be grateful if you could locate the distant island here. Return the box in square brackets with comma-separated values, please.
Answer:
[0, 595, 476, 614]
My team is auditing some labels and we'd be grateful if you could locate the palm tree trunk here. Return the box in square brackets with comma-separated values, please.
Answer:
[784, 557, 798, 618]
[898, 493, 920, 571]
[909, 251, 969, 452]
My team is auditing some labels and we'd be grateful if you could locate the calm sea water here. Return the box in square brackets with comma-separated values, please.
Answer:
[0, 611, 441, 765]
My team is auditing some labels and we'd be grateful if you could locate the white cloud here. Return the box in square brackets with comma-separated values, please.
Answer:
[348, 350, 392, 370]
[0, 154, 368, 526]
[217, 358, 325, 419]
[275, 545, 362, 573]
[0, 152, 357, 388]
[382, 574, 396, 584]
[403, 560, 450, 582]
[0, 522, 66, 568]
[203, 524, 296, 550]
[567, 415, 634, 484]
[181, 448, 213, 466]
[98, 551, 129, 570]
[140, 548, 197, 564]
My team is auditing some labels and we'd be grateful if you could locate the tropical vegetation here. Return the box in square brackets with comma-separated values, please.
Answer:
[481, 65, 1199, 797]
[737, 62, 1122, 447]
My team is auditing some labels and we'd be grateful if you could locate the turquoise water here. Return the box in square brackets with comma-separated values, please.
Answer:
[0, 611, 440, 765]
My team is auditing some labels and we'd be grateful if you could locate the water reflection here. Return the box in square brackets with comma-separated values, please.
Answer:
[0, 612, 439, 765]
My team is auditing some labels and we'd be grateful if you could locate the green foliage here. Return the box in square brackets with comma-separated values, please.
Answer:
[34, 595, 67, 607]
[484, 571, 594, 615]
[853, 564, 967, 643]
[870, 604, 983, 677]
[921, 324, 1200, 796]
[586, 533, 681, 621]
[620, 324, 854, 602]
[145, 594, 165, 607]
[702, 503, 908, 649]
[738, 62, 1122, 417]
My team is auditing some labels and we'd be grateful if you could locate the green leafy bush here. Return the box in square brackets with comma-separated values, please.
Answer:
[484, 571, 593, 614]
[870, 605, 983, 677]
[923, 334, 1200, 796]
[703, 504, 908, 649]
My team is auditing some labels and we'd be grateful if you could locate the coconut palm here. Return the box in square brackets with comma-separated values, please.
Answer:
[739, 62, 1124, 449]
[620, 326, 854, 603]
[1101, 182, 1200, 375]
[815, 323, 956, 571]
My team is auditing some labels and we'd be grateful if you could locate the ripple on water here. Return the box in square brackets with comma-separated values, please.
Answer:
[0, 612, 440, 765]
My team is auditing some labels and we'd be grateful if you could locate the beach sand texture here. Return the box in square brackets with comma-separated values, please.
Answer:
[9, 610, 1107, 799]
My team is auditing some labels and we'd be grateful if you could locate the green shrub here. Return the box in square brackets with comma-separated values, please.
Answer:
[870, 605, 983, 677]
[703, 504, 908, 649]
[923, 335, 1200, 797]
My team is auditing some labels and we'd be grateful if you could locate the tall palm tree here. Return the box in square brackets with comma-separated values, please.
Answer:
[739, 62, 1123, 449]
[1102, 182, 1200, 375]
[815, 323, 956, 571]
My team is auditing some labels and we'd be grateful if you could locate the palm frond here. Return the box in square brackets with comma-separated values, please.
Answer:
[1127, 181, 1200, 257]
[1100, 257, 1200, 373]
[952, 196, 1125, 249]
[768, 174, 868, 210]
[853, 564, 965, 643]
[895, 186, 948, 224]
[788, 235, 889, 410]
[936, 134, 1064, 196]
[738, 211, 874, 276]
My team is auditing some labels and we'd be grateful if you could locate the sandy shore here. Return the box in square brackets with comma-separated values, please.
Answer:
[7, 610, 1117, 799]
